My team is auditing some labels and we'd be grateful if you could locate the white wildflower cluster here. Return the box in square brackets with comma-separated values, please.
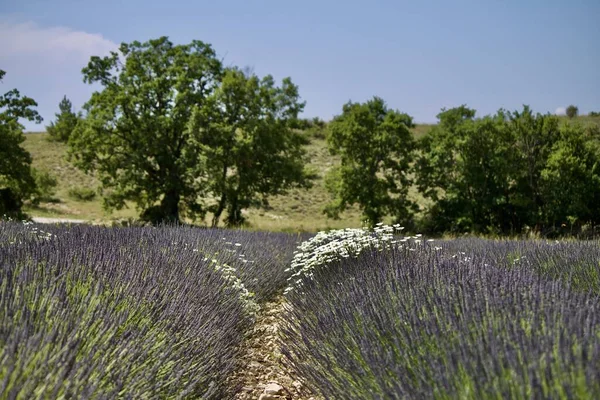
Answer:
[180, 237, 260, 317]
[6, 220, 55, 245]
[510, 255, 532, 268]
[212, 259, 260, 317]
[284, 223, 431, 295]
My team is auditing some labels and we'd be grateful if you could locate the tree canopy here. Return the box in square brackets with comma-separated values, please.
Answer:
[0, 70, 42, 219]
[415, 105, 600, 235]
[324, 96, 416, 227]
[69, 37, 224, 224]
[189, 67, 311, 227]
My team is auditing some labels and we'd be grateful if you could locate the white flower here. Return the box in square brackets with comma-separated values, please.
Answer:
[284, 224, 419, 294]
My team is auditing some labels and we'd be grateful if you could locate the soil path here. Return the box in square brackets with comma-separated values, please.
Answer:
[32, 217, 87, 224]
[230, 296, 318, 400]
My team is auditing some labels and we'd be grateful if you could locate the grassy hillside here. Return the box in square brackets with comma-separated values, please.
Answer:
[21, 114, 599, 232]
[21, 133, 138, 222]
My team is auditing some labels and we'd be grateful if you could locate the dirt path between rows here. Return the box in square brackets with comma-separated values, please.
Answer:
[32, 217, 88, 224]
[230, 296, 319, 400]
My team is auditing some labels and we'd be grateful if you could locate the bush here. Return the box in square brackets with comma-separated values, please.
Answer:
[68, 186, 96, 201]
[566, 104, 579, 118]
[306, 125, 327, 140]
[31, 168, 58, 204]
[0, 187, 25, 220]
[415, 105, 600, 235]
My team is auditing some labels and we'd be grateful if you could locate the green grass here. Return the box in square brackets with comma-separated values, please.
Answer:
[21, 133, 137, 222]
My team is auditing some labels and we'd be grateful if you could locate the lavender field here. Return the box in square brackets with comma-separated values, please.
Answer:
[0, 222, 305, 399]
[1, 222, 600, 399]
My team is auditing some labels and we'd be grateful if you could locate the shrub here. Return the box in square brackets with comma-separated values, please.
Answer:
[0, 187, 26, 220]
[68, 185, 96, 201]
[31, 168, 58, 204]
[46, 95, 80, 142]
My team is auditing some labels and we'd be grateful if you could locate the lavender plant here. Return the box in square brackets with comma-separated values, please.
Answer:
[443, 238, 600, 295]
[281, 237, 600, 399]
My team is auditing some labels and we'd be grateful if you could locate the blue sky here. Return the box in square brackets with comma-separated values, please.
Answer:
[1, 0, 599, 131]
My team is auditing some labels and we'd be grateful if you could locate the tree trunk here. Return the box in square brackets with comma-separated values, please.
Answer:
[211, 193, 227, 227]
[225, 193, 244, 227]
[212, 159, 230, 227]
[160, 189, 180, 224]
[141, 190, 180, 225]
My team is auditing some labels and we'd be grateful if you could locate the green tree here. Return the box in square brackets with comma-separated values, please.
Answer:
[416, 106, 514, 233]
[416, 105, 600, 236]
[68, 37, 223, 224]
[414, 105, 476, 203]
[0, 70, 42, 219]
[566, 104, 578, 119]
[503, 106, 561, 231]
[540, 122, 600, 230]
[46, 95, 81, 142]
[324, 96, 416, 227]
[189, 67, 312, 227]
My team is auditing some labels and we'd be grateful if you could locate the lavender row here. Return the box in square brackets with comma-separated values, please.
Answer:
[281, 239, 600, 399]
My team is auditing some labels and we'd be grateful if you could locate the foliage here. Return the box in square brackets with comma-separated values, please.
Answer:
[0, 222, 305, 398]
[281, 234, 600, 399]
[68, 185, 97, 201]
[415, 105, 508, 233]
[589, 111, 600, 117]
[566, 104, 579, 119]
[416, 105, 600, 235]
[540, 122, 600, 228]
[68, 37, 223, 224]
[298, 117, 327, 139]
[188, 67, 312, 227]
[0, 70, 42, 219]
[325, 96, 416, 227]
[31, 168, 58, 204]
[46, 95, 81, 142]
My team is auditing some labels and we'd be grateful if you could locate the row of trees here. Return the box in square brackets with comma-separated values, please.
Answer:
[3, 35, 599, 235]
[326, 99, 600, 235]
